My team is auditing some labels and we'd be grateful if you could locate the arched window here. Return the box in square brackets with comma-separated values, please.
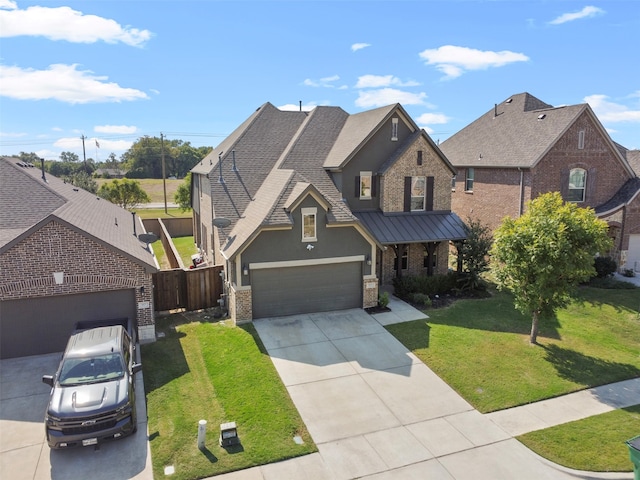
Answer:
[568, 168, 586, 202]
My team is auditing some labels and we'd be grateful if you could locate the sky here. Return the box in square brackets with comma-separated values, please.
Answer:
[1, 0, 639, 162]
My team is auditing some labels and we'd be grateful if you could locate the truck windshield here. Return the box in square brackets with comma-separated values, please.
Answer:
[58, 353, 125, 386]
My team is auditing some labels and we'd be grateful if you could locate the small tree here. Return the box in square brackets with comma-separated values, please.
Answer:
[491, 192, 612, 344]
[457, 217, 492, 292]
[98, 178, 150, 210]
[174, 172, 192, 212]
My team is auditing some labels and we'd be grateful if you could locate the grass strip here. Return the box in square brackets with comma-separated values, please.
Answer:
[142, 316, 315, 480]
[518, 405, 640, 472]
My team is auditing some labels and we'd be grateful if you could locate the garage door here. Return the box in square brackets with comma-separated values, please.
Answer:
[0, 289, 136, 359]
[251, 262, 362, 319]
[629, 235, 640, 272]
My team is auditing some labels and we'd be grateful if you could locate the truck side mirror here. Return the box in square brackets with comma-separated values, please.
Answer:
[42, 375, 54, 387]
[132, 363, 142, 375]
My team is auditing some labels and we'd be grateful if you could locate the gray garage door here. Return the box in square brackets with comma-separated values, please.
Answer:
[251, 262, 362, 319]
[0, 289, 136, 359]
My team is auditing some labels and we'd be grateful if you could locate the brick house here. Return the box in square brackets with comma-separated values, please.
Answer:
[191, 103, 466, 323]
[0, 157, 158, 359]
[440, 93, 640, 272]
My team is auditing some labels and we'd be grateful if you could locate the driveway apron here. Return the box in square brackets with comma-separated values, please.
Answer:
[252, 308, 627, 480]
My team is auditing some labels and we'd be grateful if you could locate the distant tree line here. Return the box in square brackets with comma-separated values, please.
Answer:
[14, 138, 212, 194]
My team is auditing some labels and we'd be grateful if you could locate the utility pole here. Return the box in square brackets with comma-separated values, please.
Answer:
[81, 135, 87, 170]
[161, 133, 167, 213]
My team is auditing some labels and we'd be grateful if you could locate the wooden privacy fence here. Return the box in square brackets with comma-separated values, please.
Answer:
[153, 265, 223, 312]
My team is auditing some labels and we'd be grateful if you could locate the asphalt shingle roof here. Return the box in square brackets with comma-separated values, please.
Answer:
[0, 157, 157, 271]
[440, 92, 587, 168]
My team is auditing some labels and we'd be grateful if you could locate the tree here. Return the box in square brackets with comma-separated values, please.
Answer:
[174, 172, 192, 211]
[59, 151, 79, 163]
[490, 192, 612, 344]
[67, 171, 98, 194]
[98, 178, 150, 210]
[456, 217, 492, 292]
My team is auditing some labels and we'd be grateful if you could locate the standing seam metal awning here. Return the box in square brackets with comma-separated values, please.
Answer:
[356, 211, 467, 245]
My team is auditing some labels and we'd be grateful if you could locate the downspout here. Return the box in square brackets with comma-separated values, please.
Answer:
[518, 168, 524, 216]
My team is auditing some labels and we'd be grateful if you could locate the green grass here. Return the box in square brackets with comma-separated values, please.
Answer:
[171, 236, 197, 266]
[386, 286, 640, 413]
[518, 405, 640, 471]
[142, 314, 316, 480]
[97, 178, 182, 203]
[135, 208, 191, 220]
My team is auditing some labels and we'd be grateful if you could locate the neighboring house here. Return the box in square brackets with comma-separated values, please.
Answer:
[191, 102, 466, 323]
[0, 157, 158, 359]
[440, 92, 640, 273]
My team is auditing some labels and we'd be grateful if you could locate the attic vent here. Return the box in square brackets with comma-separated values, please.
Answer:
[537, 114, 546, 120]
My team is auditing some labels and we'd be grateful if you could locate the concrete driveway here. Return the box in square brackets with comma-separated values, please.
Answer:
[239, 308, 631, 480]
[0, 352, 153, 480]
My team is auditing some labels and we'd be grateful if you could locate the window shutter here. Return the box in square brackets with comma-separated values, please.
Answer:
[404, 177, 412, 212]
[355, 176, 361, 198]
[372, 175, 378, 197]
[426, 176, 434, 211]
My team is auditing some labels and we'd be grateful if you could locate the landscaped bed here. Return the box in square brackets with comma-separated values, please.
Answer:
[141, 312, 316, 480]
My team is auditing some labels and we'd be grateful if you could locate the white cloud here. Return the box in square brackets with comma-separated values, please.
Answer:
[355, 88, 427, 108]
[415, 112, 450, 125]
[351, 43, 371, 52]
[355, 74, 420, 89]
[549, 6, 605, 25]
[0, 64, 149, 104]
[94, 125, 138, 134]
[419, 45, 529, 79]
[302, 75, 342, 88]
[584, 94, 640, 123]
[278, 102, 317, 112]
[0, 3, 152, 46]
[54, 136, 132, 153]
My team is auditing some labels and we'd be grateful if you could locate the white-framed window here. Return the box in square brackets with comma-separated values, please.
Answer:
[411, 176, 426, 211]
[301, 207, 317, 241]
[391, 117, 398, 141]
[578, 130, 585, 149]
[568, 168, 586, 202]
[465, 168, 474, 192]
[359, 171, 372, 199]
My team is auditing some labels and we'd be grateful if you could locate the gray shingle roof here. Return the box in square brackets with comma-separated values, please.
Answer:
[356, 211, 467, 244]
[0, 157, 157, 271]
[440, 92, 587, 168]
[625, 149, 640, 177]
[594, 177, 640, 216]
[198, 103, 460, 258]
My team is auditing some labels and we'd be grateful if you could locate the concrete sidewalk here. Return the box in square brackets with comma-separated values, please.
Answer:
[487, 378, 640, 436]
[212, 304, 635, 480]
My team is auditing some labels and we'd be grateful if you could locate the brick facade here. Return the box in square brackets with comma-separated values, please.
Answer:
[381, 136, 453, 213]
[229, 285, 252, 324]
[0, 221, 155, 341]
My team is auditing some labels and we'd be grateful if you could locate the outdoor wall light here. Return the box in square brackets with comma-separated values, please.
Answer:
[366, 255, 372, 266]
[243, 265, 249, 275]
[140, 286, 145, 294]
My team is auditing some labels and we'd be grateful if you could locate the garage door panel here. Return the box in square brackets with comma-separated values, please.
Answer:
[0, 289, 136, 359]
[251, 262, 362, 319]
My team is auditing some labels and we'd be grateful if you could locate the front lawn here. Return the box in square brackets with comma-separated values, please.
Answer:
[518, 405, 640, 472]
[141, 313, 316, 480]
[386, 286, 640, 413]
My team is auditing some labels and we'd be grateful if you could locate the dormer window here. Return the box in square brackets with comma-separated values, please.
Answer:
[568, 168, 586, 202]
[301, 207, 317, 241]
[391, 117, 398, 141]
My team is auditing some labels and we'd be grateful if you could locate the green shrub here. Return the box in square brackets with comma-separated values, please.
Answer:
[593, 256, 617, 278]
[378, 291, 390, 308]
[392, 272, 458, 298]
[411, 293, 432, 307]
